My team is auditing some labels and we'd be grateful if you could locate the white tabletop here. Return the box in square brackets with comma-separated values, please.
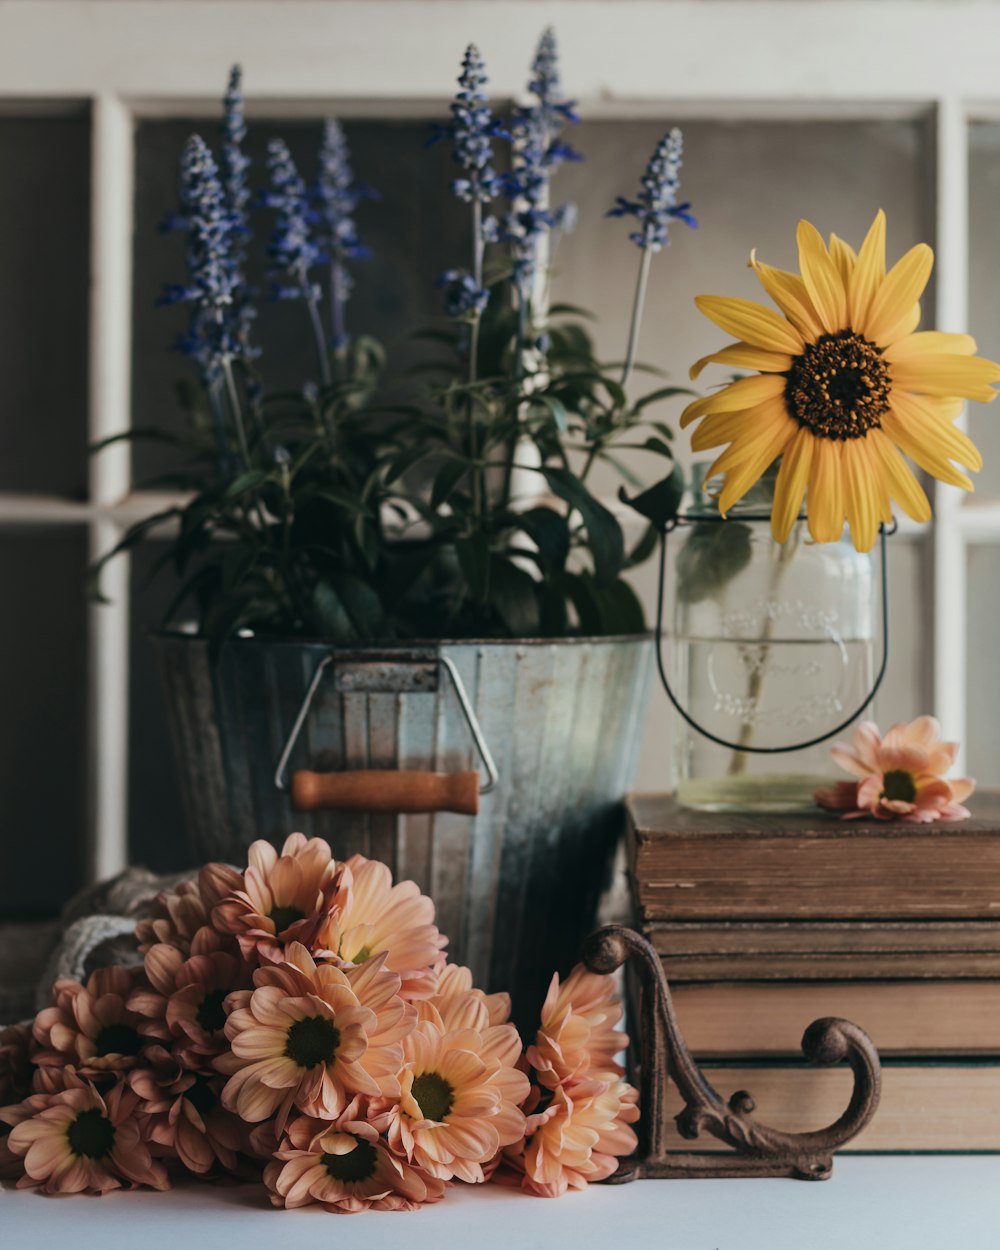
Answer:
[3, 1156, 999, 1250]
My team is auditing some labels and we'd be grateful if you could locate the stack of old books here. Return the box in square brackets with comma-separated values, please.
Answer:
[626, 792, 1000, 1153]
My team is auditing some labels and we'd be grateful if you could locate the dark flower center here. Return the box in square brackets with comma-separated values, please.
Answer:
[882, 769, 917, 803]
[196, 989, 228, 1035]
[785, 330, 890, 440]
[67, 1108, 116, 1159]
[184, 1075, 218, 1117]
[410, 1071, 454, 1122]
[268, 905, 306, 935]
[321, 1136, 378, 1184]
[95, 1023, 143, 1058]
[284, 1015, 339, 1069]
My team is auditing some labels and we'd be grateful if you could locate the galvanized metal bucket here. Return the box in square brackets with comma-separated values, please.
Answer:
[153, 633, 652, 1022]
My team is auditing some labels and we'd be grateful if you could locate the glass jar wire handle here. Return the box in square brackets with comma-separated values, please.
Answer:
[654, 518, 893, 754]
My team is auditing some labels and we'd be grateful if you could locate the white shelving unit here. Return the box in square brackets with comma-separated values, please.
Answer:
[1, 0, 999, 886]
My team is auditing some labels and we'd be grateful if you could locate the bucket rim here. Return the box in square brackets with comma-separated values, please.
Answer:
[149, 627, 653, 649]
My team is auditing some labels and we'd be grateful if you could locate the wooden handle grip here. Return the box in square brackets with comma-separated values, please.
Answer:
[291, 769, 480, 815]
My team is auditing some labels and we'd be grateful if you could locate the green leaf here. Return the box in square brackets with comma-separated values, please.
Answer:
[563, 571, 646, 635]
[639, 435, 675, 459]
[488, 557, 540, 636]
[513, 506, 570, 573]
[224, 470, 270, 501]
[618, 469, 684, 530]
[676, 521, 754, 604]
[625, 522, 660, 569]
[456, 532, 491, 603]
[547, 302, 598, 321]
[430, 459, 470, 510]
[311, 581, 357, 641]
[542, 467, 625, 585]
[528, 394, 569, 433]
[633, 385, 695, 410]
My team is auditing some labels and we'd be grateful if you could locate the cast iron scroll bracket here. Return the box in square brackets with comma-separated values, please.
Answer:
[582, 925, 882, 1182]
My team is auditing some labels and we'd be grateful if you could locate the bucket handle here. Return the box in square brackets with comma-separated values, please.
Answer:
[654, 517, 892, 755]
[273, 652, 499, 814]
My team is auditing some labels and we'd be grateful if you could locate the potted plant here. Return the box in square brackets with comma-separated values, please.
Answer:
[93, 34, 695, 1019]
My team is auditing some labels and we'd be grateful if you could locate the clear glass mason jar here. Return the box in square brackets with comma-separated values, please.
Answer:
[667, 472, 877, 813]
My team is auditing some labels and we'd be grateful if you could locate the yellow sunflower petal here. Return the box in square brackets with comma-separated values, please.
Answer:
[690, 399, 790, 452]
[806, 439, 845, 542]
[709, 410, 798, 514]
[884, 391, 983, 475]
[797, 219, 848, 332]
[889, 353, 1000, 403]
[689, 341, 793, 381]
[679, 373, 786, 428]
[828, 233, 857, 286]
[884, 331, 977, 361]
[848, 210, 886, 327]
[862, 242, 933, 346]
[750, 254, 823, 340]
[841, 437, 882, 553]
[771, 427, 813, 542]
[867, 429, 931, 523]
[695, 294, 803, 354]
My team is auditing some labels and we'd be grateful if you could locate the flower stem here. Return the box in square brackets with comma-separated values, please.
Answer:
[221, 357, 252, 469]
[468, 200, 485, 523]
[305, 291, 333, 389]
[621, 243, 653, 390]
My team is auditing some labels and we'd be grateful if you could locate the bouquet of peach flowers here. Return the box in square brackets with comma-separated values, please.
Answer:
[0, 835, 638, 1211]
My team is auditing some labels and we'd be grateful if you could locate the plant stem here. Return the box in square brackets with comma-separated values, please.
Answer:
[621, 244, 653, 390]
[221, 357, 252, 469]
[305, 293, 333, 389]
[468, 199, 485, 525]
[727, 522, 803, 775]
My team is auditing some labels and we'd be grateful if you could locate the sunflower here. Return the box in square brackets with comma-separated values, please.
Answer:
[681, 211, 1000, 551]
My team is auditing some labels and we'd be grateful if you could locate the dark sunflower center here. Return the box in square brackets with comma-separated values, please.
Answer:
[184, 1076, 218, 1117]
[785, 330, 890, 440]
[196, 989, 228, 1035]
[67, 1108, 116, 1159]
[410, 1071, 454, 1122]
[94, 1023, 143, 1058]
[268, 904, 306, 935]
[284, 1015, 339, 1069]
[321, 1137, 378, 1184]
[882, 769, 917, 803]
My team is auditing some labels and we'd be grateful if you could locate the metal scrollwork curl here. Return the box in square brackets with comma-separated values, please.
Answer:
[582, 925, 882, 1182]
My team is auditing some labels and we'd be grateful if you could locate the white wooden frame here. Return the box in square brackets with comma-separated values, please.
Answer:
[1, 0, 998, 881]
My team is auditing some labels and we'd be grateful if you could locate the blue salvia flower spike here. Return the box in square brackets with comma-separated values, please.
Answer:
[607, 128, 697, 251]
[218, 65, 259, 366]
[315, 119, 375, 351]
[221, 65, 251, 232]
[446, 44, 503, 205]
[262, 138, 331, 385]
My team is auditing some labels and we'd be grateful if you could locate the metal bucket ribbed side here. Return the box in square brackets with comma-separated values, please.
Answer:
[154, 634, 653, 1023]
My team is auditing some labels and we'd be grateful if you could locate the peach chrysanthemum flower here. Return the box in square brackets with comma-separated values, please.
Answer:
[6, 1076, 169, 1194]
[515, 1078, 639, 1197]
[526, 965, 627, 1090]
[32, 966, 152, 1079]
[129, 1047, 245, 1175]
[217, 942, 412, 1131]
[0, 1023, 34, 1106]
[264, 1103, 446, 1213]
[315, 854, 446, 999]
[814, 717, 975, 823]
[128, 930, 251, 1070]
[213, 833, 342, 962]
[385, 1013, 529, 1183]
[136, 863, 243, 955]
[420, 962, 511, 1028]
